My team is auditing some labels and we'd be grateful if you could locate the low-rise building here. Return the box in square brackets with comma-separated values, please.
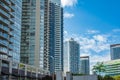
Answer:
[104, 59, 120, 76]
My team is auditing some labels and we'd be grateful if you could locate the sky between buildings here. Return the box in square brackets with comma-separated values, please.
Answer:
[61, 0, 120, 73]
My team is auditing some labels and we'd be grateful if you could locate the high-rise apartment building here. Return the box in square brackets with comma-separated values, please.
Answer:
[80, 56, 90, 74]
[21, 0, 49, 70]
[0, 0, 22, 62]
[110, 44, 120, 60]
[64, 38, 80, 74]
[21, 0, 63, 73]
[49, 0, 63, 73]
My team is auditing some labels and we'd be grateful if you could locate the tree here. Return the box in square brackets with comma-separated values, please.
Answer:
[103, 75, 115, 80]
[113, 75, 120, 80]
[92, 62, 106, 75]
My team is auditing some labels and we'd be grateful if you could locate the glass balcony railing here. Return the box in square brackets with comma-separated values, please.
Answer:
[0, 16, 10, 25]
[0, 39, 8, 47]
[0, 32, 9, 40]
[0, 2, 10, 11]
[0, 9, 10, 18]
[0, 24, 9, 32]
[10, 0, 15, 5]
[0, 47, 8, 53]
[4, 0, 11, 4]
[11, 6, 15, 11]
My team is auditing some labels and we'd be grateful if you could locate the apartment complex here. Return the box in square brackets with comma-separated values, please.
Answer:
[110, 44, 120, 60]
[64, 38, 80, 74]
[80, 56, 90, 74]
[0, 0, 22, 62]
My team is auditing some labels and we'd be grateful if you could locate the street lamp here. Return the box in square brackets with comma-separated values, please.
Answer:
[50, 56, 54, 80]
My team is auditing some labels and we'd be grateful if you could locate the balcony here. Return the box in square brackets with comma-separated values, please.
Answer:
[0, 9, 10, 18]
[0, 2, 10, 12]
[11, 6, 15, 12]
[0, 47, 8, 54]
[10, 0, 15, 5]
[0, 39, 8, 47]
[0, 16, 10, 25]
[0, 24, 9, 32]
[8, 44, 13, 50]
[9, 12, 15, 18]
[9, 19, 14, 24]
[0, 32, 9, 40]
[1, 0, 10, 5]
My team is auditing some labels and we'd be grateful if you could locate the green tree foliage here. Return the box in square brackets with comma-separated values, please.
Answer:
[113, 75, 120, 80]
[98, 75, 115, 80]
[92, 62, 106, 75]
[103, 75, 115, 80]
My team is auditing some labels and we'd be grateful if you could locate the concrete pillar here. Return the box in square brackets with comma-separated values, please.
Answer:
[25, 65, 27, 80]
[0, 60, 2, 75]
[56, 71, 64, 80]
[36, 68, 38, 80]
[9, 61, 12, 75]
[9, 61, 12, 80]
[0, 60, 2, 79]
[66, 72, 72, 80]
[9, 75, 12, 80]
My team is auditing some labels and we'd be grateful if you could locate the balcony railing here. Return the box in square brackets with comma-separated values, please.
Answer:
[0, 24, 9, 32]
[0, 16, 10, 25]
[0, 2, 10, 11]
[0, 9, 10, 18]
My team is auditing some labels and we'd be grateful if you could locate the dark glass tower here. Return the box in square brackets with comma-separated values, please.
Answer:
[49, 0, 63, 73]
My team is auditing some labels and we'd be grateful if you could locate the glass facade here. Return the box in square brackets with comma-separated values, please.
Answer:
[64, 38, 80, 74]
[21, 0, 36, 65]
[80, 56, 90, 74]
[111, 44, 120, 60]
[49, 0, 63, 73]
[21, 0, 49, 70]
[0, 0, 22, 62]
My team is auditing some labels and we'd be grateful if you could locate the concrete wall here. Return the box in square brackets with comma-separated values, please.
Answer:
[73, 75, 98, 80]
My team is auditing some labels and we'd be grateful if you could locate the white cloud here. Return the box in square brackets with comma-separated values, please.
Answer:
[87, 30, 99, 34]
[64, 12, 74, 18]
[93, 35, 107, 42]
[113, 29, 120, 32]
[61, 0, 77, 7]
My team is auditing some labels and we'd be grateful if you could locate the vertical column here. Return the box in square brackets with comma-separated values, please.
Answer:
[0, 60, 2, 79]
[36, 68, 38, 80]
[0, 60, 2, 75]
[9, 61, 12, 80]
[25, 65, 27, 80]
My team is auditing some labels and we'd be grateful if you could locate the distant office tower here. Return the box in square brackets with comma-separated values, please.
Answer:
[110, 44, 120, 60]
[64, 38, 80, 74]
[80, 56, 90, 74]
[21, 0, 49, 70]
[49, 0, 63, 73]
[0, 0, 22, 62]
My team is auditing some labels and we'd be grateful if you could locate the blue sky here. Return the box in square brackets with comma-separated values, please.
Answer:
[62, 0, 120, 73]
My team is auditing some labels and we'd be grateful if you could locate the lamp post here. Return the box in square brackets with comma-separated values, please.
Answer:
[50, 56, 54, 80]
